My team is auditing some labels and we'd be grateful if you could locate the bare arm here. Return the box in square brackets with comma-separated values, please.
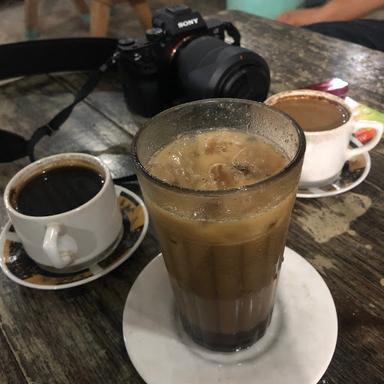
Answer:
[277, 0, 384, 26]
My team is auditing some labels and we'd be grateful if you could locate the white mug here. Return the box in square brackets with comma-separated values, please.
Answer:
[265, 90, 383, 187]
[4, 153, 123, 273]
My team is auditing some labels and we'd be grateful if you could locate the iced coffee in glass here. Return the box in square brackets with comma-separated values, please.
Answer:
[132, 99, 305, 352]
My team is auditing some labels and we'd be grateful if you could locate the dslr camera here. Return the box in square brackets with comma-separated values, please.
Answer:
[118, 4, 270, 117]
[0, 4, 271, 163]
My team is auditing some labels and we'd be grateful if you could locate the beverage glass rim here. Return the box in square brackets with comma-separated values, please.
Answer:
[4, 153, 110, 221]
[265, 89, 353, 137]
[132, 98, 306, 196]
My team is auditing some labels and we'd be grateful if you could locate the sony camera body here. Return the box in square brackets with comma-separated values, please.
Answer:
[118, 5, 270, 117]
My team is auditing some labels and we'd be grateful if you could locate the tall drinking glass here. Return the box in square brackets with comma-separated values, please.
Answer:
[132, 99, 305, 352]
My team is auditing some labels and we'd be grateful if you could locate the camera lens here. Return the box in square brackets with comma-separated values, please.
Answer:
[177, 36, 270, 101]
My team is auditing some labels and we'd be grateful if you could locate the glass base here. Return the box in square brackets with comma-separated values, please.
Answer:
[180, 309, 273, 352]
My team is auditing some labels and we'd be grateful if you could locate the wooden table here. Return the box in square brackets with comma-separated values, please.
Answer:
[0, 10, 383, 384]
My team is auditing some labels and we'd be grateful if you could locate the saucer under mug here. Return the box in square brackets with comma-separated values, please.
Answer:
[0, 186, 148, 289]
[297, 139, 370, 198]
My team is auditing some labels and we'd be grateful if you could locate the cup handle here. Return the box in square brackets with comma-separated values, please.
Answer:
[43, 223, 78, 269]
[345, 120, 383, 160]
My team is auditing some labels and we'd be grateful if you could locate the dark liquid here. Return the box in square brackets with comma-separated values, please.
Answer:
[160, 226, 285, 352]
[180, 309, 273, 351]
[272, 96, 349, 132]
[13, 166, 104, 216]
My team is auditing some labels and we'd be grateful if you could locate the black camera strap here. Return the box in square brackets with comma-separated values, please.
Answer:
[0, 38, 117, 80]
[0, 38, 119, 163]
[27, 50, 121, 162]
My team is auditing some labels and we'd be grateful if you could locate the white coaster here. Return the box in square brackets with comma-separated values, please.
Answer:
[123, 247, 338, 384]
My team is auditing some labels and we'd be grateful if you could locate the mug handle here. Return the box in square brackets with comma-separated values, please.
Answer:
[43, 223, 78, 269]
[345, 120, 383, 160]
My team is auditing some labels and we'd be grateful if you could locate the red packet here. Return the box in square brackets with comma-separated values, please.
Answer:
[353, 128, 376, 144]
[304, 78, 349, 98]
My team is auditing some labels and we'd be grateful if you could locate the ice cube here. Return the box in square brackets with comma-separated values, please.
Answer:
[209, 163, 238, 189]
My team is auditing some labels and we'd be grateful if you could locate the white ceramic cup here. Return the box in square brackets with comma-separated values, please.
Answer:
[265, 90, 383, 187]
[4, 153, 123, 273]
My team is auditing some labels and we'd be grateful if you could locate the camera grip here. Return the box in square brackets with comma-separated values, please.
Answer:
[119, 55, 168, 117]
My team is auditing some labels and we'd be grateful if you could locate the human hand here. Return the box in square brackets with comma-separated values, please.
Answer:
[277, 7, 327, 26]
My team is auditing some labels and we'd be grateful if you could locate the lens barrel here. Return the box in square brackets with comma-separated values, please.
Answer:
[177, 36, 270, 101]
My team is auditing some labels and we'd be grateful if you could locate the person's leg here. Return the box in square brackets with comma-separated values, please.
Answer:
[128, 0, 152, 30]
[25, 0, 40, 40]
[71, 0, 90, 24]
[90, 1, 111, 37]
[72, 0, 89, 14]
[305, 19, 384, 52]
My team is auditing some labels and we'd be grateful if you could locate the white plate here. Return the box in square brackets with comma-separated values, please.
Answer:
[123, 247, 338, 384]
[0, 186, 148, 290]
[298, 138, 371, 199]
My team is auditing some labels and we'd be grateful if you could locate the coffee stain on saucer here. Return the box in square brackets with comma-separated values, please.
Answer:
[297, 193, 372, 243]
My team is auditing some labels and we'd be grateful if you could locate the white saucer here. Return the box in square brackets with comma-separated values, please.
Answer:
[297, 138, 371, 199]
[123, 247, 338, 384]
[0, 186, 148, 290]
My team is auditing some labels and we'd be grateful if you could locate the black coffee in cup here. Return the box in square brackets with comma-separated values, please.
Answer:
[11, 165, 104, 217]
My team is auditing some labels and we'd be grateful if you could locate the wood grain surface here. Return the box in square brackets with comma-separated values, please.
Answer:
[0, 10, 383, 384]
